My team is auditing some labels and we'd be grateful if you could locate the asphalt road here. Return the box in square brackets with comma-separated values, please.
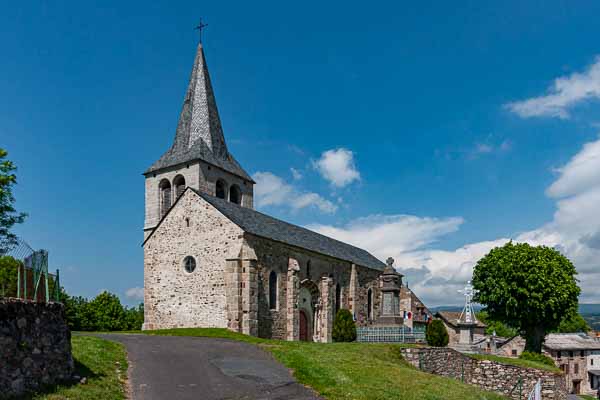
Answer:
[96, 334, 320, 400]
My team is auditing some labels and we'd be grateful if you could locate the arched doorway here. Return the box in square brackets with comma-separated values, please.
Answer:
[299, 310, 309, 341]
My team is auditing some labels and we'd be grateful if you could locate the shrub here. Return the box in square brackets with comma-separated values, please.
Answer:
[426, 320, 449, 347]
[332, 309, 357, 342]
[519, 351, 556, 367]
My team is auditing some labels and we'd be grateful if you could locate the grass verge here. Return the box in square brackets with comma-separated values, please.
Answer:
[467, 353, 561, 373]
[130, 328, 505, 400]
[31, 335, 128, 400]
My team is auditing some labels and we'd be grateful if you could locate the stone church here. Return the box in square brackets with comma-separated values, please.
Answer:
[142, 42, 430, 342]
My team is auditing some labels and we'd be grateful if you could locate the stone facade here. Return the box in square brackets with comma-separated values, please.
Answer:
[0, 298, 74, 398]
[143, 191, 245, 330]
[144, 160, 253, 240]
[400, 347, 567, 400]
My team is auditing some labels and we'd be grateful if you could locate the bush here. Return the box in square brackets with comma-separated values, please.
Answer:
[0, 256, 21, 298]
[519, 351, 556, 367]
[332, 309, 357, 342]
[426, 320, 449, 347]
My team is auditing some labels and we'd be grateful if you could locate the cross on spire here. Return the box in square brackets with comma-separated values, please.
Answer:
[195, 18, 208, 43]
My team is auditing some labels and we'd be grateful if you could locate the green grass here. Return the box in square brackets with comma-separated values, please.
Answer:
[578, 395, 597, 400]
[468, 353, 561, 373]
[128, 328, 505, 400]
[31, 335, 128, 400]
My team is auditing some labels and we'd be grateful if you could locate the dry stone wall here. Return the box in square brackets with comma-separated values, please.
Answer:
[0, 298, 73, 398]
[400, 347, 567, 400]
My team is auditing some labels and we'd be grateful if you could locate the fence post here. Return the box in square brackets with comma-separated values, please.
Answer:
[419, 352, 423, 370]
[55, 269, 60, 302]
[17, 265, 21, 299]
[24, 265, 27, 300]
[461, 358, 464, 383]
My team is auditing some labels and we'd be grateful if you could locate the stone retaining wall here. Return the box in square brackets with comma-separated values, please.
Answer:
[400, 347, 567, 400]
[0, 298, 73, 398]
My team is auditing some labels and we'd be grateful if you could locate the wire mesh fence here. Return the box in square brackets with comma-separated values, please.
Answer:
[1, 238, 61, 303]
[357, 325, 426, 343]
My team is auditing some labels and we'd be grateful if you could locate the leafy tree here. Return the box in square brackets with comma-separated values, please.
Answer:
[555, 313, 590, 333]
[426, 320, 449, 347]
[86, 291, 128, 331]
[125, 303, 145, 331]
[332, 309, 357, 342]
[0, 255, 21, 297]
[472, 242, 580, 353]
[0, 149, 27, 254]
[519, 351, 556, 367]
[476, 311, 518, 338]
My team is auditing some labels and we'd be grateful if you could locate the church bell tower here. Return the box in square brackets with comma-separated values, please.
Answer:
[143, 40, 254, 240]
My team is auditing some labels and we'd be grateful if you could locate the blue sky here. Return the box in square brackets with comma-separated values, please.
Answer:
[3, 1, 600, 306]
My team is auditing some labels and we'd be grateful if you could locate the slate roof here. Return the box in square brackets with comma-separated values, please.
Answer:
[436, 311, 487, 329]
[144, 43, 252, 182]
[192, 189, 386, 271]
[543, 333, 600, 351]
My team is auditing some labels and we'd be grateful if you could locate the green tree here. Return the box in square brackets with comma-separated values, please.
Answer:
[124, 303, 144, 330]
[472, 242, 580, 353]
[86, 291, 128, 331]
[0, 149, 27, 254]
[332, 309, 357, 342]
[0, 255, 21, 297]
[476, 311, 518, 338]
[426, 320, 449, 347]
[555, 313, 590, 333]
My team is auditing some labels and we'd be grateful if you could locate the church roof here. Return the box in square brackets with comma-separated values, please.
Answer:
[190, 189, 386, 271]
[144, 43, 252, 182]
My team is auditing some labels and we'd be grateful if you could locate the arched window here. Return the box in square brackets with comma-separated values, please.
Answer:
[269, 271, 278, 310]
[183, 256, 196, 273]
[336, 284, 341, 313]
[174, 175, 186, 199]
[159, 179, 172, 217]
[229, 184, 242, 205]
[367, 288, 373, 320]
[216, 179, 227, 199]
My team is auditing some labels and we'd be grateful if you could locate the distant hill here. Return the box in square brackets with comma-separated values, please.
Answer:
[579, 304, 600, 315]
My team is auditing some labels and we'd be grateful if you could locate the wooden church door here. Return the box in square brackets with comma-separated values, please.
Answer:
[299, 310, 309, 341]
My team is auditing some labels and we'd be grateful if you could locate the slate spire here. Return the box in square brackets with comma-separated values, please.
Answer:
[173, 42, 228, 158]
[145, 43, 251, 181]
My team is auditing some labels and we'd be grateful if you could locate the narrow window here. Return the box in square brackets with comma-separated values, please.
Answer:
[574, 363, 579, 374]
[367, 288, 373, 320]
[306, 260, 311, 279]
[185, 217, 190, 227]
[269, 271, 277, 310]
[183, 256, 196, 273]
[174, 175, 186, 199]
[216, 179, 227, 199]
[229, 184, 242, 205]
[159, 179, 172, 217]
[335, 284, 341, 313]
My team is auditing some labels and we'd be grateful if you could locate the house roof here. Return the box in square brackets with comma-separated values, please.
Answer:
[436, 311, 487, 329]
[144, 43, 252, 182]
[543, 333, 600, 351]
[190, 189, 386, 270]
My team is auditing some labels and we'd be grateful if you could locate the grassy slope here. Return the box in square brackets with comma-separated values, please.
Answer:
[32, 335, 128, 400]
[135, 328, 505, 400]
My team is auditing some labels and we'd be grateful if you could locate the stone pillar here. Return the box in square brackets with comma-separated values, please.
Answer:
[225, 259, 243, 332]
[349, 264, 358, 319]
[241, 260, 258, 336]
[458, 323, 476, 345]
[286, 257, 300, 341]
[319, 276, 334, 343]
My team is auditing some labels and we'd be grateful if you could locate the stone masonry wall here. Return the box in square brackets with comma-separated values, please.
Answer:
[400, 347, 567, 400]
[144, 160, 254, 240]
[0, 298, 73, 398]
[144, 190, 245, 329]
[246, 234, 382, 340]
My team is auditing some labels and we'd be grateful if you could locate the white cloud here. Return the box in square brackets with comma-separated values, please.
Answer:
[125, 287, 144, 301]
[253, 171, 337, 214]
[506, 56, 600, 119]
[313, 148, 361, 188]
[309, 136, 600, 305]
[290, 167, 303, 180]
